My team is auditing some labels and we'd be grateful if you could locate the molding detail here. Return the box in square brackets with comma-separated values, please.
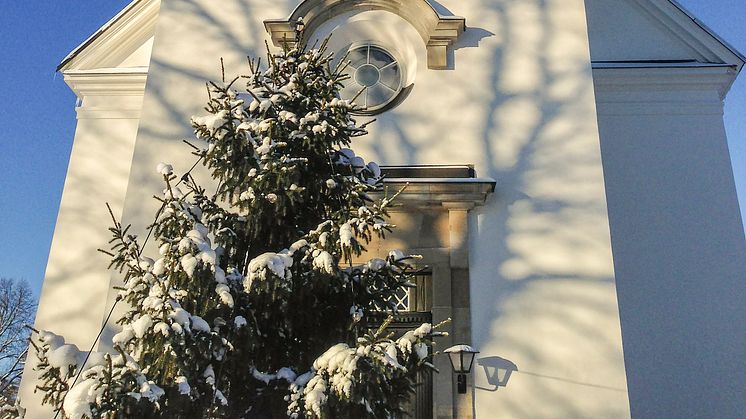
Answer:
[426, 17, 466, 69]
[63, 69, 148, 119]
[592, 65, 739, 99]
[264, 0, 465, 69]
[63, 69, 149, 97]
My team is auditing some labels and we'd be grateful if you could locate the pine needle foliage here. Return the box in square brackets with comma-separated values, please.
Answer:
[32, 37, 443, 419]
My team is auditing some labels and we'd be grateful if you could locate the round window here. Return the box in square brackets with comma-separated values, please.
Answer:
[339, 45, 402, 113]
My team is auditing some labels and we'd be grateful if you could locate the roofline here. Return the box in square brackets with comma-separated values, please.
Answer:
[667, 0, 746, 69]
[57, 0, 143, 72]
[58, 0, 745, 75]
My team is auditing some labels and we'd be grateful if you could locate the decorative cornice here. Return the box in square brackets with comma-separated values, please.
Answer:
[63, 68, 149, 97]
[592, 65, 738, 99]
[63, 69, 147, 119]
[264, 0, 465, 69]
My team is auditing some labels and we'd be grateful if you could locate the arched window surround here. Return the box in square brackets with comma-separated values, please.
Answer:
[264, 0, 465, 69]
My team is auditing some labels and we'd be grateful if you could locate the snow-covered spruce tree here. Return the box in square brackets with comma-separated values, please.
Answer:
[32, 39, 445, 418]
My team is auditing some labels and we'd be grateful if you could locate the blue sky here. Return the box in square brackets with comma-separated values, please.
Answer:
[0, 0, 744, 298]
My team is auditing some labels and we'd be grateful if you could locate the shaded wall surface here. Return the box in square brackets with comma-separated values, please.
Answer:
[585, 1, 746, 416]
[595, 74, 746, 417]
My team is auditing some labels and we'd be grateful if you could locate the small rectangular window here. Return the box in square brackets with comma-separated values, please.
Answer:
[384, 273, 433, 419]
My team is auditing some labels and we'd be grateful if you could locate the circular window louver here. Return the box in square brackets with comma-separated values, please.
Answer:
[339, 44, 402, 114]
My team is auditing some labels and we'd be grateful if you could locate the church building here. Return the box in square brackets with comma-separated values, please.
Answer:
[20, 0, 746, 417]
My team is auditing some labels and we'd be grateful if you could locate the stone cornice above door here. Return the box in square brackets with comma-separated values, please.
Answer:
[370, 165, 496, 209]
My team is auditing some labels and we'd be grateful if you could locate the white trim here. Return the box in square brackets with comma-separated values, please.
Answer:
[666, 0, 746, 64]
[65, 66, 149, 74]
[592, 62, 733, 69]
[58, 0, 160, 71]
[594, 101, 724, 116]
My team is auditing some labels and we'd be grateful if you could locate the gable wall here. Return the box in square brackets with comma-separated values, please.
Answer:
[115, 0, 629, 417]
[27, 0, 746, 417]
[17, 3, 156, 414]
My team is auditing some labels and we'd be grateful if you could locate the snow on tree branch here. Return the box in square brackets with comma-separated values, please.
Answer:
[30, 35, 443, 418]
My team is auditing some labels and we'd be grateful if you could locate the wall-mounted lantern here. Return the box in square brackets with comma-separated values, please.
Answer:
[444, 344, 479, 394]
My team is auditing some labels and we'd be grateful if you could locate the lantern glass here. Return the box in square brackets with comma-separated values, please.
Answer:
[444, 344, 479, 374]
[464, 351, 476, 374]
[448, 351, 463, 373]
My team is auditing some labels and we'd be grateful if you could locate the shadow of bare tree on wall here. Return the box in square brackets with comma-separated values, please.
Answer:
[348, 0, 630, 416]
[53, 0, 631, 417]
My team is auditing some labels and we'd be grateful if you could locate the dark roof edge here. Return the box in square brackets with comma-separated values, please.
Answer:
[591, 61, 737, 69]
[57, 0, 143, 72]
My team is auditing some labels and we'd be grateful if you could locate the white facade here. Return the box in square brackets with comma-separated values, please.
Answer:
[21, 0, 745, 417]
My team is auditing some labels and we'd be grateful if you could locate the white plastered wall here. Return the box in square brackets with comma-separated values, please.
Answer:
[18, 41, 152, 417]
[593, 68, 746, 417]
[585, 0, 746, 416]
[446, 1, 630, 416]
[19, 93, 144, 418]
[115, 0, 630, 417]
